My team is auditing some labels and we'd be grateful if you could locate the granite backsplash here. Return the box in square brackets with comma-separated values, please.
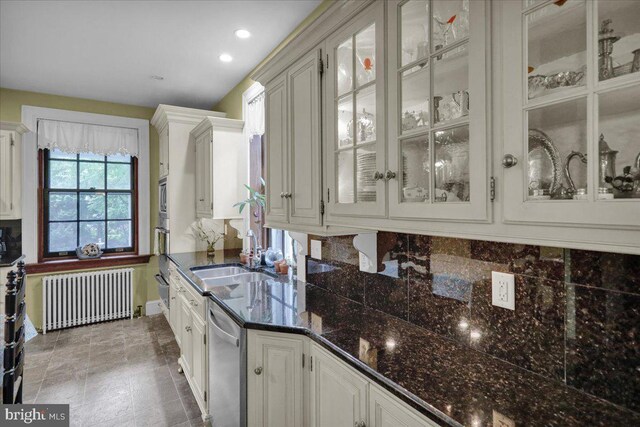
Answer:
[306, 232, 640, 414]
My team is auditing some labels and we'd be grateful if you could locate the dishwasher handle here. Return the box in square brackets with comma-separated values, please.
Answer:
[209, 308, 240, 347]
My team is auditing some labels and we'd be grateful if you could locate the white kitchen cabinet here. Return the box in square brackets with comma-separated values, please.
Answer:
[369, 384, 438, 427]
[159, 125, 169, 178]
[325, 1, 387, 219]
[247, 330, 305, 427]
[386, 0, 490, 222]
[179, 293, 193, 376]
[264, 48, 324, 229]
[191, 313, 207, 405]
[169, 275, 180, 340]
[191, 116, 246, 219]
[265, 73, 289, 225]
[309, 343, 368, 427]
[152, 105, 227, 253]
[0, 123, 25, 220]
[500, 0, 640, 229]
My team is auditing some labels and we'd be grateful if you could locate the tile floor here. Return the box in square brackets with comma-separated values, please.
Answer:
[23, 314, 206, 427]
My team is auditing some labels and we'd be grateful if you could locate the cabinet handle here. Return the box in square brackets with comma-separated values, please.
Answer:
[185, 326, 192, 332]
[373, 171, 384, 181]
[285, 192, 292, 199]
[199, 198, 205, 202]
[254, 366, 263, 375]
[190, 300, 198, 307]
[354, 422, 366, 427]
[502, 154, 518, 168]
[171, 297, 175, 300]
[385, 170, 397, 181]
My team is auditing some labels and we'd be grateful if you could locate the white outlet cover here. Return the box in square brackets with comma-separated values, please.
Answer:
[491, 271, 515, 310]
[310, 240, 322, 260]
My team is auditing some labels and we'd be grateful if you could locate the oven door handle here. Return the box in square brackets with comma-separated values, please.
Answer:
[155, 274, 169, 287]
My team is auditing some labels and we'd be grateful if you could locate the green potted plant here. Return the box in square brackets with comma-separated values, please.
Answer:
[191, 218, 225, 256]
[234, 178, 266, 261]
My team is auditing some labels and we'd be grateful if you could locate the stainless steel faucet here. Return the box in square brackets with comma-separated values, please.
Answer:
[246, 229, 260, 267]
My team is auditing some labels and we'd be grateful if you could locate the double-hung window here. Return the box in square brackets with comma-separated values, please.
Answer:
[42, 149, 137, 257]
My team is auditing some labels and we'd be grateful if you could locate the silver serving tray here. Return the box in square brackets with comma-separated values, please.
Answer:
[528, 129, 562, 195]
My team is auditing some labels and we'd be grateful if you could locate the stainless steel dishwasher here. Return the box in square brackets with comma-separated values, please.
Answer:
[208, 300, 247, 427]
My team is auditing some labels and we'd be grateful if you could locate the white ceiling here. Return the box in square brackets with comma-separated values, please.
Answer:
[0, 0, 321, 110]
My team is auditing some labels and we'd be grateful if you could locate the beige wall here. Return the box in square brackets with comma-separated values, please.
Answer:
[0, 87, 160, 329]
[213, 0, 334, 119]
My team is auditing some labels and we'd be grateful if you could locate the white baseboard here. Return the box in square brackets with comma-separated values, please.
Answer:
[146, 299, 163, 316]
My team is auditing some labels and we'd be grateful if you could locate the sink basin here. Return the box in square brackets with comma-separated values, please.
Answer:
[202, 272, 273, 287]
[191, 266, 249, 280]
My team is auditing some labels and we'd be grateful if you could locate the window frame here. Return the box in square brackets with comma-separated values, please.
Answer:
[38, 149, 139, 260]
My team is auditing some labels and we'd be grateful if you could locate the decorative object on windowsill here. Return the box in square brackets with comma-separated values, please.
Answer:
[599, 19, 621, 81]
[264, 247, 284, 268]
[528, 129, 562, 197]
[274, 259, 289, 275]
[191, 218, 225, 256]
[76, 243, 103, 259]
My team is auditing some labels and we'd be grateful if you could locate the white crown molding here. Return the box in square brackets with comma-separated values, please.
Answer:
[251, 0, 374, 85]
[151, 104, 226, 132]
[191, 116, 245, 136]
[0, 121, 29, 134]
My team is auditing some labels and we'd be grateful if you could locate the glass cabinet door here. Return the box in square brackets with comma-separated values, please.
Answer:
[387, 0, 490, 221]
[326, 2, 386, 218]
[502, 0, 640, 228]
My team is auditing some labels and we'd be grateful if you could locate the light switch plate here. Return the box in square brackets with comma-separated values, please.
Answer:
[492, 271, 515, 310]
[310, 240, 322, 260]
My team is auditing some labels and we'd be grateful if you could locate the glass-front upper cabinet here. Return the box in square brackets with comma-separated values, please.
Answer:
[502, 0, 640, 228]
[387, 0, 490, 221]
[326, 2, 386, 218]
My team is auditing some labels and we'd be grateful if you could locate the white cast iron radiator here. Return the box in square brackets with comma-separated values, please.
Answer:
[42, 268, 134, 333]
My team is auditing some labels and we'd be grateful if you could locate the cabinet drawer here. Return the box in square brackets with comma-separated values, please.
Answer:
[176, 273, 206, 322]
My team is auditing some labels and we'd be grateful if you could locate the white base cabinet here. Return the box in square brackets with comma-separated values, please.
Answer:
[247, 330, 305, 427]
[247, 333, 440, 427]
[169, 262, 209, 423]
[309, 343, 368, 427]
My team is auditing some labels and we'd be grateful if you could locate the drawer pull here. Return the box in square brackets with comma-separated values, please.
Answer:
[254, 367, 263, 375]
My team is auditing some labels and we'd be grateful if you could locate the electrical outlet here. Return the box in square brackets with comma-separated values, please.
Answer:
[492, 271, 515, 310]
[310, 240, 322, 260]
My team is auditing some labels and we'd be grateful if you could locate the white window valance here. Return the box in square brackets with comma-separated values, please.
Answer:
[246, 92, 265, 136]
[37, 119, 140, 157]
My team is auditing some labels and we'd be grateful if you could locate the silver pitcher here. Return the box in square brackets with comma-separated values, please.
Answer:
[599, 134, 618, 191]
[564, 151, 587, 194]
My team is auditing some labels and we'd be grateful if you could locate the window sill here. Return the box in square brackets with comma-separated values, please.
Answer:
[27, 254, 152, 274]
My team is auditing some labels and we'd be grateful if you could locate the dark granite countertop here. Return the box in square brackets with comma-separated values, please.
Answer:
[0, 251, 24, 268]
[168, 251, 640, 427]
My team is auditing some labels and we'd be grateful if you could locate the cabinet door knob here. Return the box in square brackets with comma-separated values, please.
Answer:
[280, 192, 285, 198]
[354, 422, 366, 427]
[185, 326, 192, 332]
[385, 170, 397, 181]
[373, 171, 384, 181]
[502, 154, 518, 168]
[254, 366, 263, 375]
[285, 192, 292, 199]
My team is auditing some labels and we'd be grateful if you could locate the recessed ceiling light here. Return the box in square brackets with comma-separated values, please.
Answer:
[235, 29, 251, 39]
[219, 53, 233, 63]
[150, 75, 164, 80]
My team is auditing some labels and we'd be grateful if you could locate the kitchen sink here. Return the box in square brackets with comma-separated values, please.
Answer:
[191, 266, 250, 280]
[201, 272, 274, 287]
